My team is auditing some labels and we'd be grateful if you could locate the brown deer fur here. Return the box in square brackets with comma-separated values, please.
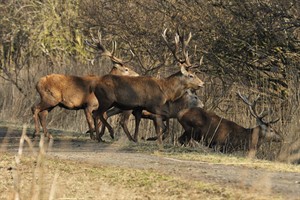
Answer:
[92, 66, 204, 145]
[31, 64, 138, 139]
[177, 107, 282, 157]
[103, 90, 204, 142]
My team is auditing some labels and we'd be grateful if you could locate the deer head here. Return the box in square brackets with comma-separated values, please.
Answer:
[85, 30, 138, 76]
[237, 91, 283, 142]
[162, 28, 204, 89]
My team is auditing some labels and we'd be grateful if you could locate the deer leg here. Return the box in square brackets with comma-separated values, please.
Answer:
[98, 108, 123, 139]
[153, 116, 164, 149]
[31, 104, 41, 137]
[32, 100, 55, 139]
[98, 112, 111, 139]
[162, 119, 169, 140]
[38, 110, 51, 139]
[94, 109, 114, 142]
[93, 111, 106, 142]
[32, 102, 50, 138]
[177, 122, 193, 145]
[178, 131, 187, 145]
[119, 111, 135, 142]
[100, 113, 114, 140]
[84, 107, 96, 140]
[248, 128, 259, 158]
[132, 109, 142, 142]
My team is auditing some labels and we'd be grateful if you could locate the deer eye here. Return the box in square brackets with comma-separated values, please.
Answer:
[124, 68, 129, 71]
[188, 74, 194, 78]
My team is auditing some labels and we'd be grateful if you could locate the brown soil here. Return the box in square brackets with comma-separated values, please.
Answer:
[1, 125, 300, 199]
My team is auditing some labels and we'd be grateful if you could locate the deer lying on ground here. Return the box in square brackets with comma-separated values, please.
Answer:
[31, 33, 139, 139]
[177, 92, 283, 158]
[92, 29, 205, 146]
[102, 89, 204, 142]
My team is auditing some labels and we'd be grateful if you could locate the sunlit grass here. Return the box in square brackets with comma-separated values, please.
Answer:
[0, 152, 283, 200]
[123, 141, 300, 173]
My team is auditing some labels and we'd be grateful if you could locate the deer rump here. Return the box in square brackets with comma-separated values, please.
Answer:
[36, 74, 98, 108]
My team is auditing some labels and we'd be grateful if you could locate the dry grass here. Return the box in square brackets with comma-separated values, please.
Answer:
[0, 124, 296, 200]
[0, 152, 285, 200]
[159, 151, 300, 173]
[123, 141, 300, 173]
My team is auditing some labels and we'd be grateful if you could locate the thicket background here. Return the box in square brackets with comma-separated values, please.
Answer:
[0, 0, 299, 163]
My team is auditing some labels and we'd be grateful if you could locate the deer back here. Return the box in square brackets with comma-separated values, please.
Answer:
[177, 107, 253, 148]
[166, 91, 204, 118]
[36, 74, 98, 108]
[95, 75, 169, 110]
[95, 70, 203, 115]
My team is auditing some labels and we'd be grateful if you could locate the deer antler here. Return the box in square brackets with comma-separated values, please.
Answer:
[162, 28, 193, 66]
[237, 91, 279, 124]
[179, 30, 192, 67]
[162, 28, 181, 63]
[85, 30, 132, 66]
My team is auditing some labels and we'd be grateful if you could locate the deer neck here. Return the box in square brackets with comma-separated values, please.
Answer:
[160, 74, 187, 102]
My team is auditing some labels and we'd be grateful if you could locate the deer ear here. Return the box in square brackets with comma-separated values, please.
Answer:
[180, 65, 189, 76]
[257, 119, 268, 136]
[113, 63, 123, 69]
[256, 118, 264, 126]
[186, 89, 192, 95]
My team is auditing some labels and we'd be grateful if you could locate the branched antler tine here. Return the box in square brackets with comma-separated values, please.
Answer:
[122, 49, 135, 64]
[185, 32, 192, 46]
[88, 30, 108, 54]
[238, 91, 280, 125]
[237, 91, 252, 106]
[162, 29, 181, 62]
[174, 33, 182, 62]
[84, 40, 98, 50]
[174, 33, 180, 52]
[199, 55, 204, 66]
[250, 100, 260, 118]
[97, 30, 102, 42]
[89, 32, 99, 44]
[258, 109, 269, 119]
[180, 32, 192, 66]
[237, 91, 259, 118]
[248, 104, 260, 119]
[112, 41, 116, 57]
[162, 29, 173, 52]
[109, 41, 125, 64]
[182, 32, 192, 54]
[259, 108, 279, 124]
[269, 118, 280, 124]
[184, 51, 192, 66]
[265, 108, 280, 124]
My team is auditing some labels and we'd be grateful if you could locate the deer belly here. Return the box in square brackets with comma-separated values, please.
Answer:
[60, 96, 85, 109]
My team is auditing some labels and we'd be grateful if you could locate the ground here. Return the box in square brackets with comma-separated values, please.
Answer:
[0, 124, 300, 199]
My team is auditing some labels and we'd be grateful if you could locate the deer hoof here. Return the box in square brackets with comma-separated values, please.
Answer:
[90, 133, 96, 140]
[32, 133, 40, 138]
[110, 133, 115, 139]
[97, 137, 105, 143]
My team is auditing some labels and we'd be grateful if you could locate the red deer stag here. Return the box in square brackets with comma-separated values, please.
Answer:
[102, 89, 204, 142]
[92, 29, 204, 146]
[177, 92, 283, 157]
[31, 32, 139, 139]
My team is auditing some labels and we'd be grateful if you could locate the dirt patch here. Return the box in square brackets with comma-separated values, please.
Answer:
[1, 125, 300, 199]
